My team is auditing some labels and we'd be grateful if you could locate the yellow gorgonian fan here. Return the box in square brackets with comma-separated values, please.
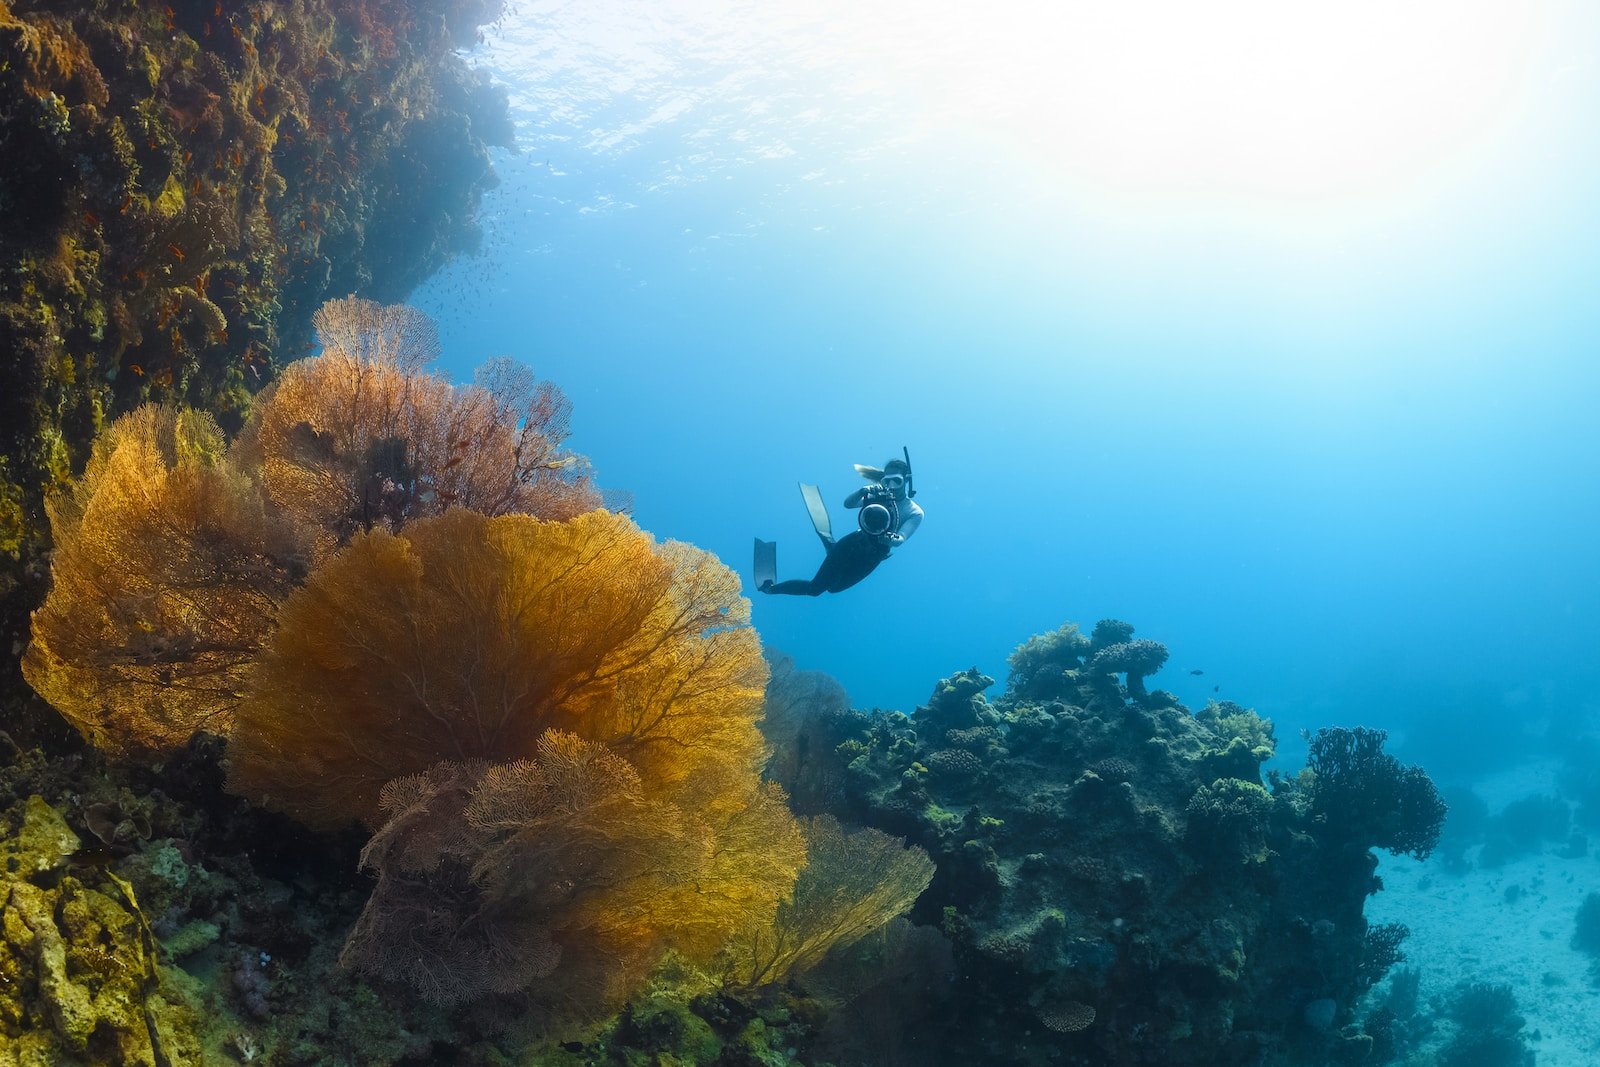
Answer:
[22, 405, 305, 757]
[228, 508, 804, 1014]
[227, 508, 775, 830]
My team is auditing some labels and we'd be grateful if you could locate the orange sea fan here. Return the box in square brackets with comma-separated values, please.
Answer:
[234, 296, 601, 562]
[230, 508, 805, 1012]
[21, 405, 307, 757]
[226, 507, 773, 830]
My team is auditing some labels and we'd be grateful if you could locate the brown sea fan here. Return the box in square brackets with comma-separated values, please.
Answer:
[235, 298, 600, 561]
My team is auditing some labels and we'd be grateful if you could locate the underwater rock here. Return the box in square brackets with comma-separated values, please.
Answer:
[0, 793, 203, 1066]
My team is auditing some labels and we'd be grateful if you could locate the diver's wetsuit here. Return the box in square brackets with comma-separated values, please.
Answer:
[763, 530, 891, 596]
[762, 482, 922, 596]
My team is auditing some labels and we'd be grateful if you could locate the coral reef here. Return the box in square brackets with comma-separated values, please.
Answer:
[11, 337, 1458, 1067]
[765, 619, 1446, 1065]
[11, 290, 970, 1049]
[0, 0, 513, 745]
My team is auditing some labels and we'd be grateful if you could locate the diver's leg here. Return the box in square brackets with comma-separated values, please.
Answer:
[763, 539, 844, 597]
[764, 578, 824, 596]
[814, 532, 889, 594]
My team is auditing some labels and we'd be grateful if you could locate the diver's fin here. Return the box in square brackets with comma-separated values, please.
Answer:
[754, 538, 777, 590]
[799, 482, 833, 542]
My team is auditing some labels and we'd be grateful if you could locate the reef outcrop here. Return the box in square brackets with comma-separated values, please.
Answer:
[762, 621, 1447, 1065]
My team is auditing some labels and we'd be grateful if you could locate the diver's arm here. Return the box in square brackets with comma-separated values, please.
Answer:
[888, 503, 923, 544]
[843, 487, 868, 509]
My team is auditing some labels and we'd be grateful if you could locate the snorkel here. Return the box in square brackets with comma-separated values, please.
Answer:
[853, 447, 914, 499]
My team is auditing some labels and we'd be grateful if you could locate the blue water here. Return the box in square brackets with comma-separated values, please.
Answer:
[414, 1, 1600, 781]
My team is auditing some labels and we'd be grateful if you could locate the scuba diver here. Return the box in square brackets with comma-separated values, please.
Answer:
[754, 448, 923, 596]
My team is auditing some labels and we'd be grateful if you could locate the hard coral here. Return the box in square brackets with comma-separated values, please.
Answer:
[1305, 727, 1447, 859]
[1004, 621, 1091, 701]
[1087, 638, 1169, 700]
[915, 667, 996, 734]
[790, 618, 1441, 1067]
[927, 748, 984, 781]
[1, 795, 203, 1065]
[1185, 777, 1274, 865]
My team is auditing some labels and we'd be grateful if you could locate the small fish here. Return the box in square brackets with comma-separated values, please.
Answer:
[1212, 685, 1220, 693]
[68, 844, 119, 870]
[1189, 669, 1204, 676]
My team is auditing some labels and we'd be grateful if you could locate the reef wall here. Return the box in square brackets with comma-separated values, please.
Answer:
[0, 0, 512, 742]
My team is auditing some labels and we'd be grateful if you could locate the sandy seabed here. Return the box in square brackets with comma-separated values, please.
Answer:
[1367, 761, 1600, 1066]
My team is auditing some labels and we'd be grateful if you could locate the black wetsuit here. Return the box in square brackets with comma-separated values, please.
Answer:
[763, 529, 891, 596]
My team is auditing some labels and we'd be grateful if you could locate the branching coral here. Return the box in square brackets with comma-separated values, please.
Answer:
[1305, 726, 1447, 859]
[1358, 921, 1409, 989]
[21, 405, 306, 756]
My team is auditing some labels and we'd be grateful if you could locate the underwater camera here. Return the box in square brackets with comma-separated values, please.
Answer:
[857, 487, 897, 536]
